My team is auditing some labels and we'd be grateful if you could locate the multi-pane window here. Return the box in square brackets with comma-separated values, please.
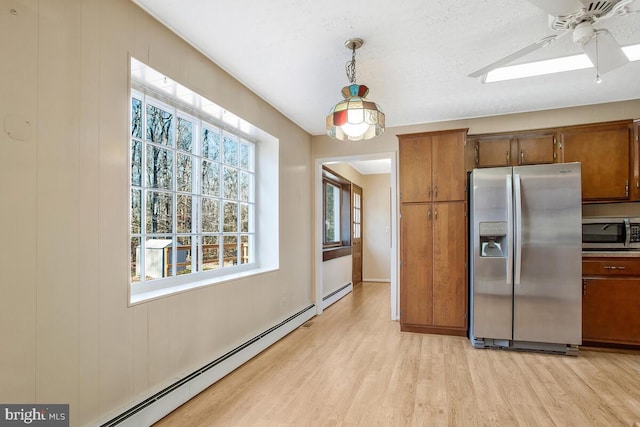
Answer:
[130, 90, 255, 286]
[323, 180, 342, 246]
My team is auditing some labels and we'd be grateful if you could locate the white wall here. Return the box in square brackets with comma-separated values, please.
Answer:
[0, 1, 312, 425]
[322, 256, 353, 297]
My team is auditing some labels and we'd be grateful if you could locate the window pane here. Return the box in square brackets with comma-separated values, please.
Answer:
[177, 153, 192, 192]
[240, 235, 250, 265]
[202, 197, 219, 232]
[240, 203, 249, 232]
[146, 146, 173, 190]
[223, 166, 238, 200]
[176, 236, 192, 275]
[131, 140, 142, 186]
[146, 191, 173, 234]
[324, 182, 341, 244]
[144, 237, 174, 279]
[223, 201, 238, 232]
[131, 97, 142, 138]
[239, 172, 250, 202]
[240, 143, 250, 170]
[223, 133, 238, 166]
[131, 189, 141, 234]
[177, 195, 192, 233]
[202, 126, 220, 161]
[223, 235, 238, 266]
[146, 104, 174, 146]
[202, 235, 219, 271]
[130, 237, 141, 283]
[202, 160, 220, 196]
[177, 117, 193, 152]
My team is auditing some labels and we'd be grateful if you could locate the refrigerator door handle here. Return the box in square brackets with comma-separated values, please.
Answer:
[506, 175, 513, 286]
[514, 174, 522, 286]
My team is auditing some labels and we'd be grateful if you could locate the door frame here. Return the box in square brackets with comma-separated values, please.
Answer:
[351, 183, 363, 286]
[313, 152, 399, 320]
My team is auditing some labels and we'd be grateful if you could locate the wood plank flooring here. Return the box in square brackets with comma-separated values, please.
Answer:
[155, 282, 640, 426]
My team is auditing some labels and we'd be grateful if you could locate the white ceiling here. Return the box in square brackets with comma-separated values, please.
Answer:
[131, 0, 640, 136]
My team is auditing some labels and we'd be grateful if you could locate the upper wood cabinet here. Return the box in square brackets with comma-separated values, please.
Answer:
[468, 131, 556, 169]
[399, 129, 466, 203]
[634, 120, 640, 200]
[559, 121, 633, 202]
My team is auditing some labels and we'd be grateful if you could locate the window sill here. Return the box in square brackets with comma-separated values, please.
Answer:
[129, 266, 278, 306]
[322, 246, 352, 262]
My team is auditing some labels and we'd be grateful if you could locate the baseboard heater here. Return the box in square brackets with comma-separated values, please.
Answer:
[322, 282, 352, 309]
[99, 304, 316, 427]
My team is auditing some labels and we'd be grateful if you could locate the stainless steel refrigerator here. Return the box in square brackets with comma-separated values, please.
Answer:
[469, 163, 582, 355]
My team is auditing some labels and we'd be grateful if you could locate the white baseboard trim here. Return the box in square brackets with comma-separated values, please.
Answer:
[362, 278, 390, 283]
[99, 304, 316, 427]
[322, 282, 353, 310]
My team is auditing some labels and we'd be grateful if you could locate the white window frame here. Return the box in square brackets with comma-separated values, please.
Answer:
[129, 58, 277, 304]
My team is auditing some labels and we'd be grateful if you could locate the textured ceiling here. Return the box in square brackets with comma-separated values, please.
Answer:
[131, 0, 640, 136]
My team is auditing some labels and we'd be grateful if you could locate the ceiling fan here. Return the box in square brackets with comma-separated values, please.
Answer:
[468, 0, 639, 79]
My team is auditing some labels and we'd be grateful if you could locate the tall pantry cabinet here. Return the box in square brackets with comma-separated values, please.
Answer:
[399, 129, 468, 336]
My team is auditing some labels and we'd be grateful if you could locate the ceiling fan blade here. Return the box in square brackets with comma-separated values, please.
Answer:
[527, 0, 583, 16]
[581, 30, 629, 74]
[468, 35, 558, 78]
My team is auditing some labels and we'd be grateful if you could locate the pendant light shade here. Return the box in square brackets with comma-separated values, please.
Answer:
[326, 39, 385, 141]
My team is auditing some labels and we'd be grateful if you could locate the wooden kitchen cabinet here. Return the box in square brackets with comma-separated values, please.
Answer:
[560, 121, 633, 202]
[400, 201, 467, 335]
[633, 119, 640, 200]
[582, 256, 640, 346]
[399, 130, 466, 203]
[468, 131, 556, 169]
[399, 129, 468, 336]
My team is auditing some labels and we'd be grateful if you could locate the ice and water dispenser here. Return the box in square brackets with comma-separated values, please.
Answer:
[479, 221, 507, 257]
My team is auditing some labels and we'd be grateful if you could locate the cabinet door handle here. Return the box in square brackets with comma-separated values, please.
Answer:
[427, 209, 431, 220]
[521, 151, 524, 164]
[625, 180, 629, 197]
[604, 265, 626, 270]
[506, 151, 510, 163]
[583, 282, 587, 296]
[434, 186, 438, 199]
[427, 186, 431, 199]
[434, 209, 438, 220]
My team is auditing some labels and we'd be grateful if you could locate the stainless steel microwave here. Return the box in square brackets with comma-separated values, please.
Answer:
[582, 217, 640, 250]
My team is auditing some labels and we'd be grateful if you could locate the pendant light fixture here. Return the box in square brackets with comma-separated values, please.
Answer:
[326, 38, 385, 141]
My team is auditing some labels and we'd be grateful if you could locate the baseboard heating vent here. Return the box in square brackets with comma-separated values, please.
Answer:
[99, 303, 315, 427]
[322, 282, 352, 310]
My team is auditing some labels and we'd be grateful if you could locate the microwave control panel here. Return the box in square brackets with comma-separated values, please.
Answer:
[631, 224, 640, 243]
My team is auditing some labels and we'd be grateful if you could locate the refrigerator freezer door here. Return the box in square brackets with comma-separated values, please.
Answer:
[470, 167, 513, 341]
[512, 163, 582, 345]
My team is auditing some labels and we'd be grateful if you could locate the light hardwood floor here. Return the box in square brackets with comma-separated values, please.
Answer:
[155, 282, 640, 426]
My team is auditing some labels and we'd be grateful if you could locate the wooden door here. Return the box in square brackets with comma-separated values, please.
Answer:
[399, 136, 432, 203]
[432, 130, 466, 202]
[582, 277, 640, 345]
[432, 201, 467, 330]
[351, 184, 363, 286]
[516, 133, 555, 165]
[475, 136, 512, 168]
[400, 204, 433, 326]
[560, 122, 632, 201]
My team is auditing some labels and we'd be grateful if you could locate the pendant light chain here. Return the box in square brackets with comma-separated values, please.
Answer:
[345, 45, 357, 84]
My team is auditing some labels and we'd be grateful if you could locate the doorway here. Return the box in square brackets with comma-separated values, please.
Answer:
[314, 152, 398, 320]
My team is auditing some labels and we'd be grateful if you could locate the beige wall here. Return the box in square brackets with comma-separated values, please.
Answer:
[311, 99, 640, 159]
[0, 1, 312, 425]
[362, 174, 391, 282]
